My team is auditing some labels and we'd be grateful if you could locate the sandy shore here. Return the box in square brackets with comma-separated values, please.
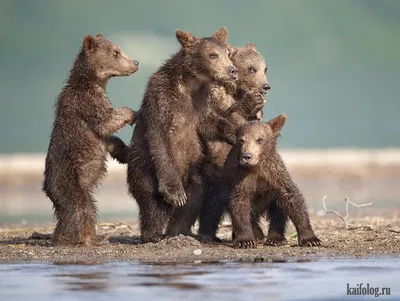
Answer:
[0, 215, 399, 264]
[1, 151, 399, 264]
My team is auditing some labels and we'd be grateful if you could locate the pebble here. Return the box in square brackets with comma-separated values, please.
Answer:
[193, 249, 202, 256]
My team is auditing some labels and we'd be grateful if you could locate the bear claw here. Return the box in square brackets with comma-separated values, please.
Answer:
[264, 238, 288, 246]
[234, 239, 257, 249]
[159, 183, 187, 207]
[299, 236, 321, 247]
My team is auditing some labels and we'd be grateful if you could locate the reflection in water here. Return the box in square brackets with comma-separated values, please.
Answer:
[134, 271, 210, 279]
[53, 271, 110, 292]
[132, 271, 211, 290]
[138, 281, 202, 290]
[0, 259, 399, 300]
[54, 261, 105, 266]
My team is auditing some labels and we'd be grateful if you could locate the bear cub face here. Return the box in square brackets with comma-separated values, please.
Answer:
[83, 33, 140, 80]
[230, 43, 271, 96]
[236, 115, 287, 167]
[176, 27, 238, 84]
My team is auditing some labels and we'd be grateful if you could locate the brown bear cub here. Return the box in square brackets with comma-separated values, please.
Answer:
[127, 27, 238, 243]
[220, 115, 321, 248]
[198, 43, 270, 242]
[43, 34, 139, 246]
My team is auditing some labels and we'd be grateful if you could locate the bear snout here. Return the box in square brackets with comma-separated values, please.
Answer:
[261, 83, 271, 94]
[128, 60, 140, 73]
[228, 65, 238, 80]
[240, 152, 253, 165]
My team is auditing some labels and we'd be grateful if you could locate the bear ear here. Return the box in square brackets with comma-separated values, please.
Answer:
[226, 43, 233, 53]
[83, 35, 97, 53]
[229, 47, 239, 60]
[266, 114, 287, 135]
[95, 33, 104, 39]
[245, 43, 257, 51]
[212, 26, 228, 43]
[176, 29, 196, 48]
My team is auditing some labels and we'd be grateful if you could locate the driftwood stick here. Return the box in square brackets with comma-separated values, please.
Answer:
[322, 195, 373, 229]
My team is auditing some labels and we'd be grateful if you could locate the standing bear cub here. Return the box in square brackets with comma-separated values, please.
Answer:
[127, 27, 238, 243]
[43, 34, 139, 246]
[198, 43, 270, 242]
[221, 115, 321, 248]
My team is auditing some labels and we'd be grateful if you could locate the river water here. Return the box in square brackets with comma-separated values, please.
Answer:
[0, 259, 399, 300]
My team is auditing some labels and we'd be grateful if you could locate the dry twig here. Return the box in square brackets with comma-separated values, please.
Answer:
[322, 195, 373, 229]
[97, 222, 134, 234]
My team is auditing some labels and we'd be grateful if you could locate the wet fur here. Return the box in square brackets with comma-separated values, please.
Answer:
[198, 44, 270, 242]
[127, 28, 238, 243]
[43, 34, 138, 246]
[221, 117, 321, 248]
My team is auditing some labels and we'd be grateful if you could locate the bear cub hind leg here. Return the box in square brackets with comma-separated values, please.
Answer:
[264, 200, 288, 246]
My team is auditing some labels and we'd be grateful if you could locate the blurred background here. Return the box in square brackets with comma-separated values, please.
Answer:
[0, 0, 399, 224]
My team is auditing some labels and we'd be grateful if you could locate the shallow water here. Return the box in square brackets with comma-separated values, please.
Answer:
[0, 259, 399, 300]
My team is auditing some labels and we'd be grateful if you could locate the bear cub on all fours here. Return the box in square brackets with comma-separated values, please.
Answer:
[220, 114, 321, 248]
[43, 34, 139, 246]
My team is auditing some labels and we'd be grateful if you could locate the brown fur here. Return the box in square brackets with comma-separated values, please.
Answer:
[43, 34, 139, 246]
[126, 27, 238, 243]
[220, 115, 321, 248]
[198, 43, 271, 242]
[104, 135, 129, 164]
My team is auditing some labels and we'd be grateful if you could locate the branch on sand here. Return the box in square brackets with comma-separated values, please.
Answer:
[97, 222, 134, 234]
[322, 195, 373, 230]
[29, 222, 134, 240]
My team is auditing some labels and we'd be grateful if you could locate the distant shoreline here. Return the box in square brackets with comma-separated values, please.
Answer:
[1, 149, 400, 175]
[1, 150, 399, 225]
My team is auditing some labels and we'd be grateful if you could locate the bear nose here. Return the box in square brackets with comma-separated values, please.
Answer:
[262, 83, 271, 94]
[242, 152, 252, 162]
[228, 66, 238, 75]
[228, 66, 238, 79]
[133, 60, 139, 66]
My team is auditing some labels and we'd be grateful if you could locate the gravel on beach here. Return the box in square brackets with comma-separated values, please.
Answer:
[0, 215, 399, 264]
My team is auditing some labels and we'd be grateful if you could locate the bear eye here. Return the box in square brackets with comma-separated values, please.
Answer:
[113, 50, 120, 57]
[209, 52, 219, 59]
[256, 138, 263, 144]
[238, 137, 245, 144]
[248, 67, 256, 74]
[264, 67, 268, 74]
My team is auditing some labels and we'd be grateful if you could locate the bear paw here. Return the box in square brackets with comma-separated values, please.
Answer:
[119, 107, 137, 126]
[158, 181, 187, 206]
[93, 234, 110, 246]
[264, 232, 287, 246]
[198, 235, 222, 244]
[264, 237, 288, 246]
[233, 238, 257, 249]
[299, 236, 321, 247]
[243, 90, 265, 115]
[141, 234, 165, 244]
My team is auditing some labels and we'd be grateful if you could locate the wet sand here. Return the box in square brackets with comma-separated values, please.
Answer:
[1, 215, 399, 264]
